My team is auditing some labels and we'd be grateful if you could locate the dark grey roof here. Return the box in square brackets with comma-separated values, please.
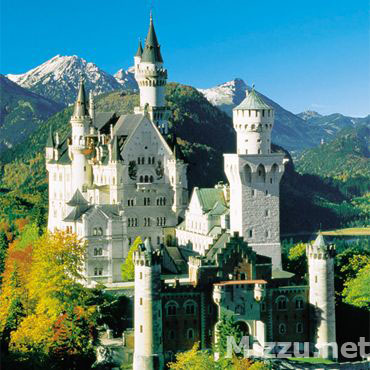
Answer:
[164, 246, 188, 274]
[98, 204, 122, 219]
[141, 15, 163, 63]
[113, 114, 144, 137]
[46, 126, 55, 148]
[135, 39, 143, 57]
[67, 189, 88, 206]
[64, 205, 90, 222]
[73, 80, 88, 116]
[94, 112, 117, 131]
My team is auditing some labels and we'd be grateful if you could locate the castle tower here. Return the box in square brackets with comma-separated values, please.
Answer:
[134, 13, 170, 134]
[45, 126, 55, 161]
[68, 79, 92, 193]
[133, 239, 164, 370]
[307, 233, 337, 360]
[224, 87, 285, 268]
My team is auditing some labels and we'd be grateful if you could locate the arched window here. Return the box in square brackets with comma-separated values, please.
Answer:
[271, 163, 279, 183]
[150, 175, 153, 183]
[279, 323, 286, 334]
[168, 330, 175, 340]
[240, 273, 246, 280]
[256, 164, 266, 183]
[139, 176, 143, 182]
[184, 300, 196, 315]
[276, 296, 288, 311]
[294, 296, 304, 310]
[94, 248, 98, 256]
[296, 322, 303, 333]
[166, 301, 178, 316]
[98, 227, 103, 236]
[99, 248, 103, 256]
[244, 164, 252, 183]
[93, 228, 97, 236]
[144, 175, 149, 183]
[187, 328, 194, 339]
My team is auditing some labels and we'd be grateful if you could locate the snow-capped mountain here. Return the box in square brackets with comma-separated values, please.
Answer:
[297, 110, 322, 121]
[114, 67, 138, 91]
[6, 55, 124, 106]
[198, 78, 321, 152]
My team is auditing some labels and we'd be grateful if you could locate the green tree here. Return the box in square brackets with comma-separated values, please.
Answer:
[121, 237, 142, 281]
[0, 230, 9, 286]
[342, 263, 370, 310]
[168, 342, 215, 370]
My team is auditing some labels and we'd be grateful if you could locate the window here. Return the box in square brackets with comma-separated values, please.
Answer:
[128, 199, 135, 206]
[251, 189, 255, 196]
[265, 190, 269, 196]
[140, 298, 143, 305]
[128, 237, 132, 245]
[249, 229, 253, 238]
[140, 325, 143, 333]
[276, 296, 288, 311]
[157, 236, 161, 245]
[166, 302, 178, 316]
[184, 300, 196, 315]
[315, 276, 318, 283]
[296, 322, 303, 333]
[140, 272, 143, 279]
[97, 227, 103, 236]
[265, 210, 269, 217]
[144, 197, 150, 206]
[93, 228, 97, 236]
[279, 324, 286, 334]
[187, 329, 194, 340]
[144, 217, 151, 227]
[168, 330, 175, 340]
[240, 273, 246, 280]
[265, 230, 269, 238]
[295, 297, 304, 310]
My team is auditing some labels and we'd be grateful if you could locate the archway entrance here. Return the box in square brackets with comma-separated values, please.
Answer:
[235, 321, 250, 336]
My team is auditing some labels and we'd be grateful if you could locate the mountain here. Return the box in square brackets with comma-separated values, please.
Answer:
[198, 78, 320, 152]
[1, 84, 366, 234]
[297, 111, 370, 142]
[296, 124, 370, 179]
[0, 75, 63, 153]
[114, 67, 138, 91]
[6, 55, 125, 106]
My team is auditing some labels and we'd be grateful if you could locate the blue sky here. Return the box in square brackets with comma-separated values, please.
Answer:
[1, 0, 369, 116]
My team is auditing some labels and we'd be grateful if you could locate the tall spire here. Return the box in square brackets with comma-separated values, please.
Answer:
[73, 78, 88, 117]
[141, 13, 163, 63]
[135, 38, 143, 57]
[46, 126, 55, 148]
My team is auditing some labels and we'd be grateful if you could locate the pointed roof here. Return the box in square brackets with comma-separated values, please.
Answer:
[135, 39, 143, 57]
[67, 189, 88, 206]
[73, 79, 88, 117]
[46, 126, 55, 148]
[144, 238, 153, 253]
[234, 86, 272, 110]
[312, 232, 326, 250]
[195, 188, 226, 213]
[110, 135, 121, 161]
[141, 14, 163, 63]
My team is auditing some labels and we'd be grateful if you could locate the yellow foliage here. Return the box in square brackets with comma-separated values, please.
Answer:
[288, 242, 306, 261]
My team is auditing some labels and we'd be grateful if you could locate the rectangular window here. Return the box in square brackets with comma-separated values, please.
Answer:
[140, 325, 143, 333]
[140, 298, 143, 305]
[249, 230, 253, 238]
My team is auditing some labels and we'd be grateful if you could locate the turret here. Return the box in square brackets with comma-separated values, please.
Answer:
[233, 86, 274, 155]
[134, 13, 169, 133]
[69, 79, 92, 192]
[133, 239, 164, 370]
[224, 85, 285, 268]
[306, 233, 337, 360]
[134, 39, 143, 69]
[89, 90, 95, 124]
[45, 126, 55, 161]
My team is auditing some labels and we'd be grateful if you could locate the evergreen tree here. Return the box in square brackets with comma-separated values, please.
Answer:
[121, 236, 142, 281]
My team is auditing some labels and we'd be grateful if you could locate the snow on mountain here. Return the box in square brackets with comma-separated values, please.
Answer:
[297, 110, 322, 121]
[114, 67, 138, 91]
[6, 55, 124, 106]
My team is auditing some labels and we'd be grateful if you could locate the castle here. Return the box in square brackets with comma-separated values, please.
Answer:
[45, 13, 337, 367]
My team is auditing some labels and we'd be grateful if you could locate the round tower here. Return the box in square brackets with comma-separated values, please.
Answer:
[134, 13, 169, 133]
[224, 86, 285, 268]
[133, 239, 163, 370]
[232, 86, 274, 155]
[306, 233, 337, 360]
[69, 80, 92, 192]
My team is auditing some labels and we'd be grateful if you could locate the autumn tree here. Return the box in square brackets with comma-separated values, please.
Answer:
[121, 236, 142, 281]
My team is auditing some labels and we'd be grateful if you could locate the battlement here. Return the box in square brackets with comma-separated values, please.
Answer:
[136, 67, 167, 80]
[306, 243, 336, 260]
[133, 244, 162, 267]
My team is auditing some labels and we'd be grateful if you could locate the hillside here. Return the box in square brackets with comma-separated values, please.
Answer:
[298, 111, 370, 140]
[1, 84, 366, 233]
[296, 124, 370, 179]
[0, 75, 63, 154]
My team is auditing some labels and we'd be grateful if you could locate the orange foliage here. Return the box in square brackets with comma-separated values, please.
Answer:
[14, 218, 29, 233]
